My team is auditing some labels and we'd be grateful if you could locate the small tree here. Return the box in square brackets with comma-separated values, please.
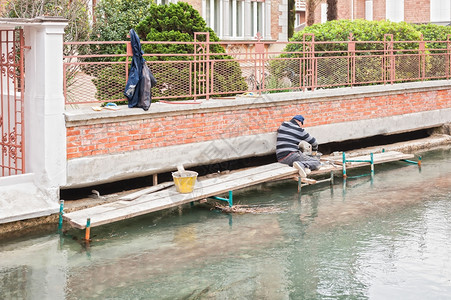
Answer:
[306, 0, 322, 26]
[288, 0, 295, 38]
[327, 0, 337, 21]
[2, 0, 91, 45]
[136, 2, 247, 98]
[90, 1, 247, 101]
[3, 0, 91, 100]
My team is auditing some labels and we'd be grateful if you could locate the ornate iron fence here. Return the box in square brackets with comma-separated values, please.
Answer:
[1, 29, 25, 177]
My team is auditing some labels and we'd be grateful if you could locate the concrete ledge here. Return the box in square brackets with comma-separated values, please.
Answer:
[65, 109, 451, 188]
[65, 133, 275, 188]
[0, 174, 60, 224]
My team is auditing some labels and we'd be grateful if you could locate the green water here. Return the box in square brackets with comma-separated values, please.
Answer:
[1, 148, 451, 299]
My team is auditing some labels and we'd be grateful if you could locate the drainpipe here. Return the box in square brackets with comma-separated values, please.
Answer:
[351, 0, 354, 20]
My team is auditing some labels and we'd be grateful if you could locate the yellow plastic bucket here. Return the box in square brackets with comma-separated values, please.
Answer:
[172, 171, 198, 193]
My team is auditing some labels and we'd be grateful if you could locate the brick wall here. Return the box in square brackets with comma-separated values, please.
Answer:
[372, 0, 386, 20]
[404, 0, 430, 23]
[310, 0, 432, 24]
[355, 0, 366, 20]
[66, 88, 451, 160]
[272, 0, 282, 40]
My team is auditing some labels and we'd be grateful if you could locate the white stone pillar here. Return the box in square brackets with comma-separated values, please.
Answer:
[232, 0, 237, 37]
[210, 0, 215, 31]
[24, 17, 68, 199]
[244, 0, 252, 39]
[223, 0, 231, 39]
[202, 0, 207, 21]
[278, 0, 288, 41]
[265, 0, 272, 40]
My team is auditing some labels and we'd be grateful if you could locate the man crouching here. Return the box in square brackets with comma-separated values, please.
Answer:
[276, 115, 321, 177]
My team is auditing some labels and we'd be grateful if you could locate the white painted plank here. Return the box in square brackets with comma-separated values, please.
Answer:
[65, 164, 297, 228]
[119, 181, 175, 201]
[64, 163, 293, 225]
[64, 154, 416, 229]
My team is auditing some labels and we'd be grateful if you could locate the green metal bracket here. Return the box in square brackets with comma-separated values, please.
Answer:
[342, 151, 374, 179]
[58, 200, 64, 232]
[210, 190, 233, 207]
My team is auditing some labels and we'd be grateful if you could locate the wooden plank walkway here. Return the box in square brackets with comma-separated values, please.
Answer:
[63, 151, 415, 229]
[64, 163, 298, 229]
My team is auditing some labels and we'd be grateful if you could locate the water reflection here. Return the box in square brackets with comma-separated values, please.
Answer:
[0, 148, 450, 299]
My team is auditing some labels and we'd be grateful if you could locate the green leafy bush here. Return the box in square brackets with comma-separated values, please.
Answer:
[90, 1, 246, 101]
[136, 2, 247, 99]
[414, 23, 451, 49]
[271, 20, 430, 87]
[287, 20, 422, 54]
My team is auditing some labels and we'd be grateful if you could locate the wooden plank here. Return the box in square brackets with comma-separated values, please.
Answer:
[64, 153, 416, 229]
[64, 163, 298, 229]
[119, 181, 174, 201]
[67, 164, 297, 229]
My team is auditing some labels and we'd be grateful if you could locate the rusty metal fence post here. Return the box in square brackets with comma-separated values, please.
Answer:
[447, 35, 451, 80]
[301, 33, 315, 91]
[383, 34, 394, 84]
[419, 35, 426, 81]
[254, 33, 265, 95]
[348, 33, 356, 87]
[194, 32, 210, 100]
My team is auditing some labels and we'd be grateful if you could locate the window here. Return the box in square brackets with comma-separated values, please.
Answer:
[365, 0, 373, 21]
[321, 3, 327, 23]
[431, 0, 451, 22]
[386, 0, 404, 22]
[232, 0, 244, 38]
[156, 0, 171, 5]
[251, 1, 264, 37]
[205, 0, 269, 40]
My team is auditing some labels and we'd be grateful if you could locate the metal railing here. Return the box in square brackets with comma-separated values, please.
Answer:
[1, 28, 25, 176]
[63, 33, 451, 105]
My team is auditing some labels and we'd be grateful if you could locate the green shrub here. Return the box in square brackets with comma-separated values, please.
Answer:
[272, 20, 427, 87]
[414, 23, 451, 49]
[136, 2, 247, 99]
[90, 1, 247, 101]
[287, 20, 422, 54]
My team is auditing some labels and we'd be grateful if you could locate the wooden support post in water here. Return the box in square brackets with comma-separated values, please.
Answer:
[342, 152, 347, 178]
[84, 218, 91, 241]
[370, 153, 374, 178]
[58, 200, 64, 231]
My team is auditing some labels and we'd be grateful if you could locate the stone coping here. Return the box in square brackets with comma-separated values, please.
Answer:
[64, 80, 451, 126]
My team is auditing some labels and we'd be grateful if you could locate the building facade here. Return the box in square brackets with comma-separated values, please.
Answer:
[157, 0, 289, 41]
[309, 0, 451, 25]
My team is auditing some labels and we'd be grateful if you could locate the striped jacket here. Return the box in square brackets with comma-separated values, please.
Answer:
[276, 119, 318, 160]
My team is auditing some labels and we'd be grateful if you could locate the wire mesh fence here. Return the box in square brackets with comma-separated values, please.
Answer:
[63, 34, 451, 105]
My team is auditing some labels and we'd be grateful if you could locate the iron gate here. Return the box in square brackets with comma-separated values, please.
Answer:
[0, 29, 25, 177]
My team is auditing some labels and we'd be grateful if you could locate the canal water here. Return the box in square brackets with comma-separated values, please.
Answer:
[1, 147, 450, 299]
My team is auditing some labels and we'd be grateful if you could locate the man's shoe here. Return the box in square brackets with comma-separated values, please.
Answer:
[293, 162, 307, 178]
[305, 168, 311, 175]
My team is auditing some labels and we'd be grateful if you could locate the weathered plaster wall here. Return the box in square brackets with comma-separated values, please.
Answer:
[64, 80, 451, 188]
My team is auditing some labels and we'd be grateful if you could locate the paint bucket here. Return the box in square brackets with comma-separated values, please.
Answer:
[172, 171, 198, 193]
